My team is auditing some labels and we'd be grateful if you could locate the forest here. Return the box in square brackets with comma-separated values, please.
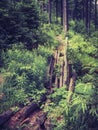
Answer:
[0, 0, 98, 130]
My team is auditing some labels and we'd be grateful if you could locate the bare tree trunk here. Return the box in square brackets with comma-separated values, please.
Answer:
[63, 0, 68, 32]
[56, 0, 59, 23]
[48, 0, 52, 23]
[83, 0, 85, 22]
[87, 0, 92, 34]
[85, 0, 90, 33]
[61, 0, 63, 25]
[95, 0, 97, 30]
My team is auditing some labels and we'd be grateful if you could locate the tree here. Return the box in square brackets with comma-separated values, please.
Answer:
[61, 0, 63, 25]
[85, 0, 90, 33]
[0, 0, 41, 50]
[95, 0, 98, 29]
[56, 0, 59, 23]
[48, 0, 52, 23]
[63, 0, 68, 32]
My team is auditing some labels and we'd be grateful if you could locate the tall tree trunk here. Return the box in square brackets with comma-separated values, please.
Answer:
[95, 0, 97, 30]
[82, 0, 84, 21]
[61, 0, 63, 25]
[73, 0, 77, 20]
[85, 0, 89, 33]
[63, 0, 68, 32]
[88, 0, 92, 32]
[83, 0, 86, 23]
[48, 0, 52, 23]
[56, 0, 59, 23]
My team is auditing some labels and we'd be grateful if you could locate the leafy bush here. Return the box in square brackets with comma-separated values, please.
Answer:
[66, 26, 98, 128]
[69, 20, 86, 34]
[68, 30, 98, 75]
[0, 45, 51, 113]
[37, 45, 53, 61]
[43, 86, 98, 130]
[38, 24, 61, 48]
[0, 0, 41, 50]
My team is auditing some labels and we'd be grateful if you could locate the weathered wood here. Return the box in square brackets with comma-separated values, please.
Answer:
[22, 110, 47, 130]
[1, 95, 46, 129]
[54, 40, 67, 88]
[54, 50, 60, 88]
[68, 71, 77, 102]
[44, 119, 54, 130]
[64, 37, 68, 85]
[68, 71, 77, 92]
[55, 75, 58, 88]
[0, 109, 18, 126]
[49, 57, 55, 91]
[59, 64, 63, 88]
[67, 61, 73, 90]
[62, 60, 65, 86]
[5, 110, 47, 130]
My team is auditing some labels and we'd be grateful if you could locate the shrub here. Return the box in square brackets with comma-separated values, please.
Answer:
[38, 24, 60, 48]
[0, 46, 49, 112]
[43, 85, 97, 130]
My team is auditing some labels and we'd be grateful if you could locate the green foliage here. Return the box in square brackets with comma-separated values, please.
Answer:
[69, 20, 86, 34]
[0, 44, 53, 113]
[44, 86, 98, 130]
[0, 0, 41, 50]
[39, 24, 61, 48]
[37, 45, 53, 61]
[68, 29, 98, 76]
[66, 24, 98, 129]
[54, 64, 61, 78]
[42, 21, 98, 130]
[69, 20, 95, 35]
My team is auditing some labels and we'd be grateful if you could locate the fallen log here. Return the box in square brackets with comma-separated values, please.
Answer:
[3, 95, 46, 129]
[0, 107, 19, 126]
[22, 110, 47, 130]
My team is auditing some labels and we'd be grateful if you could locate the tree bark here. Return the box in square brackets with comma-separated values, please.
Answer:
[56, 0, 59, 23]
[63, 0, 68, 32]
[0, 108, 19, 126]
[0, 95, 46, 127]
[85, 0, 90, 33]
[95, 0, 97, 30]
[68, 71, 77, 102]
[68, 71, 77, 92]
[48, 0, 52, 23]
[83, 0, 85, 22]
[61, 0, 63, 25]
[67, 61, 72, 90]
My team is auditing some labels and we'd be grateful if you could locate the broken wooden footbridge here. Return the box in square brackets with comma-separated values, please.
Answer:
[47, 35, 76, 92]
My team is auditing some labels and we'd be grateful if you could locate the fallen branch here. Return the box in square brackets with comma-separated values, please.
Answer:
[2, 95, 46, 129]
[0, 107, 19, 126]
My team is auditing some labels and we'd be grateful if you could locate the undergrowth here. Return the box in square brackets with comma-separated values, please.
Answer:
[0, 24, 61, 113]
